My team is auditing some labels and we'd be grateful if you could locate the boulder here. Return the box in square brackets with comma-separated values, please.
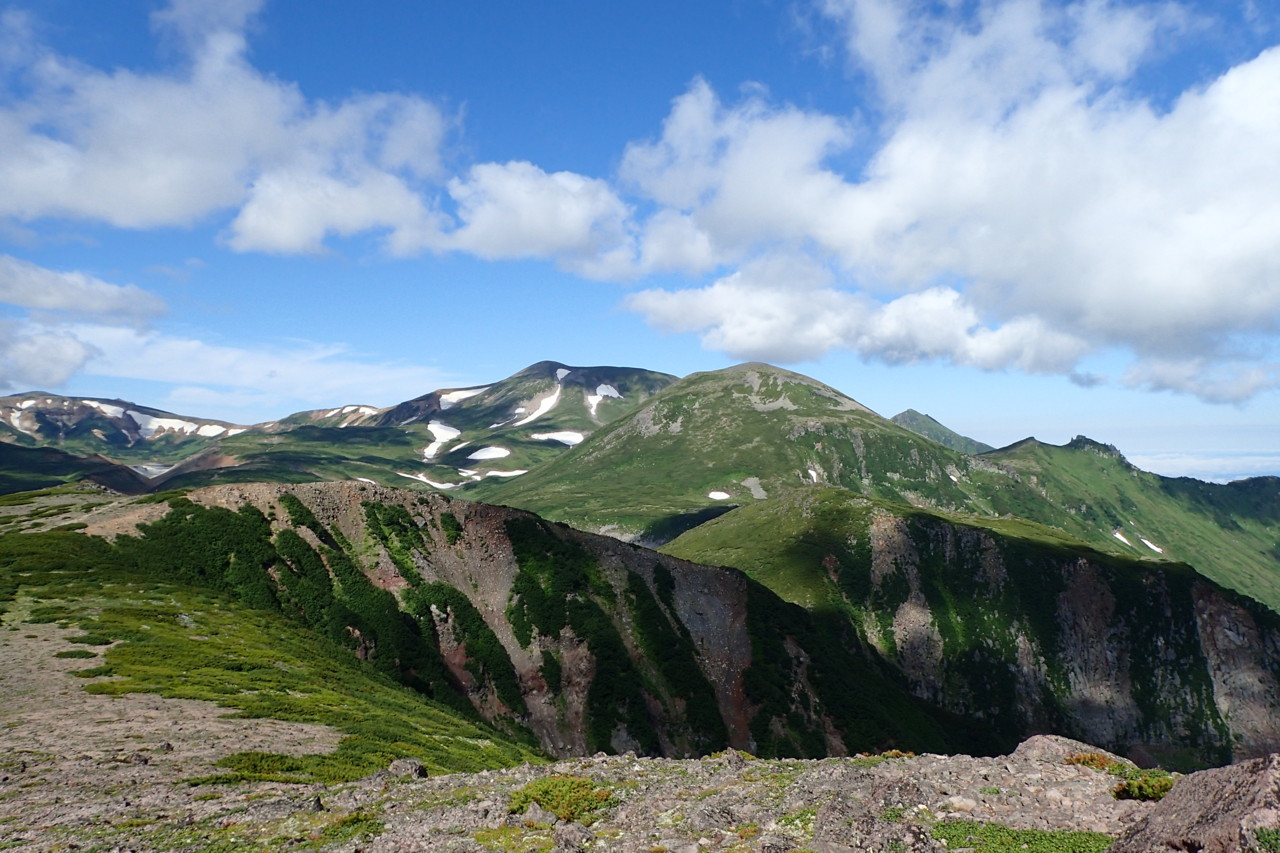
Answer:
[387, 757, 428, 779]
[1110, 754, 1280, 853]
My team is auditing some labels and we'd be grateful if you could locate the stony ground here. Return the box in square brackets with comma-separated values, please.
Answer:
[1, 618, 1157, 853]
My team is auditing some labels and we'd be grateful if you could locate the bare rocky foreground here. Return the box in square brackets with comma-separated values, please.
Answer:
[4, 702, 1280, 853]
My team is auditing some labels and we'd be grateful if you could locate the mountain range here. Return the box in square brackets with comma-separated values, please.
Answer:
[3, 359, 1280, 773]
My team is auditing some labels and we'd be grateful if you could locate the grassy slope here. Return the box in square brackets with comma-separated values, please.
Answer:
[891, 409, 996, 454]
[486, 365, 1280, 615]
[981, 438, 1280, 613]
[163, 364, 677, 493]
[662, 488, 1268, 765]
[0, 530, 543, 782]
[486, 364, 979, 539]
[0, 442, 149, 495]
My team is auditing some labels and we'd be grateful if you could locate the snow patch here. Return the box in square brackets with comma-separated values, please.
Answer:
[440, 387, 488, 409]
[807, 468, 820, 483]
[83, 400, 125, 419]
[707, 490, 731, 500]
[127, 410, 212, 438]
[423, 421, 462, 459]
[7, 412, 29, 433]
[484, 469, 527, 478]
[18, 399, 35, 409]
[130, 463, 175, 479]
[468, 446, 511, 460]
[324, 408, 341, 418]
[949, 474, 959, 482]
[226, 428, 246, 437]
[513, 385, 561, 426]
[354, 477, 377, 484]
[396, 471, 461, 489]
[197, 424, 227, 437]
[1113, 530, 1132, 546]
[556, 368, 570, 381]
[1140, 538, 1164, 554]
[586, 384, 623, 417]
[530, 431, 584, 446]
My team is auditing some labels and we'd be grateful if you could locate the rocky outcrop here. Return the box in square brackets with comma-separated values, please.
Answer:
[177, 482, 957, 760]
[1111, 753, 1280, 853]
[849, 508, 1280, 766]
[0, 732, 1195, 851]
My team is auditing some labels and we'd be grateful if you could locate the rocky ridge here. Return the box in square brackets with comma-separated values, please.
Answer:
[6, 732, 1280, 852]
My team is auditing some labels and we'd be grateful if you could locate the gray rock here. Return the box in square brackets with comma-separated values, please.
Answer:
[552, 821, 594, 852]
[1111, 754, 1280, 853]
[388, 758, 428, 779]
[1011, 735, 1130, 767]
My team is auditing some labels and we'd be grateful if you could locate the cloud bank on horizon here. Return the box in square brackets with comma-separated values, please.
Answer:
[0, 0, 1277, 409]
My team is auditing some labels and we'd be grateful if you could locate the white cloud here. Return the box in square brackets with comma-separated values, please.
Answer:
[630, 253, 1089, 370]
[614, 1, 1280, 403]
[0, 255, 165, 318]
[1123, 358, 1280, 404]
[0, 320, 97, 389]
[1126, 450, 1280, 483]
[0, 1, 448, 255]
[443, 161, 635, 276]
[67, 324, 450, 422]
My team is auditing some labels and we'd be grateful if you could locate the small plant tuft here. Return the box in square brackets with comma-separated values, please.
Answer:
[509, 775, 616, 825]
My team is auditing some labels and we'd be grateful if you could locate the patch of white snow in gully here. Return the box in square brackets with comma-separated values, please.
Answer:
[513, 385, 561, 427]
[440, 387, 489, 409]
[586, 384, 623, 417]
[467, 446, 511, 460]
[530, 431, 584, 446]
[423, 421, 462, 460]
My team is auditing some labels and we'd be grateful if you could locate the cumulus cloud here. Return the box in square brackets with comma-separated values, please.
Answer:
[0, 255, 165, 319]
[630, 253, 1089, 369]
[0, 320, 97, 390]
[442, 161, 635, 277]
[0, 1, 448, 254]
[616, 0, 1280, 403]
[0, 256, 166, 393]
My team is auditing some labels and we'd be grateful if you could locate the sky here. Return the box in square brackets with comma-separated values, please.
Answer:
[0, 0, 1278, 482]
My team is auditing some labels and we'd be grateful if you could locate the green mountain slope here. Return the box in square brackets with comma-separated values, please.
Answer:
[0, 442, 149, 495]
[0, 530, 542, 782]
[158, 361, 676, 492]
[4, 481, 989, 760]
[977, 437, 1280, 613]
[476, 364, 1280, 616]
[662, 488, 1280, 768]
[891, 409, 995, 454]
[480, 363, 986, 541]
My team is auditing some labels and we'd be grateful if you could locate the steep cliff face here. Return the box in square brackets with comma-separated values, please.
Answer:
[663, 489, 1280, 768]
[118, 481, 964, 760]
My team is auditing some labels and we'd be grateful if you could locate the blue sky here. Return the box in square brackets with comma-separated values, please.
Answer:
[1, 0, 1279, 481]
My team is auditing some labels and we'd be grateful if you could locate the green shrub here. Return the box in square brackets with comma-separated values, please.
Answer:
[1065, 752, 1117, 772]
[54, 649, 97, 659]
[509, 775, 616, 825]
[931, 820, 1113, 853]
[1113, 774, 1176, 801]
[441, 511, 464, 545]
[1255, 828, 1280, 853]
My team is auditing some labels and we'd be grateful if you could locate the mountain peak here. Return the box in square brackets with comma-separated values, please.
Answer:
[890, 409, 995, 455]
[1066, 435, 1130, 464]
